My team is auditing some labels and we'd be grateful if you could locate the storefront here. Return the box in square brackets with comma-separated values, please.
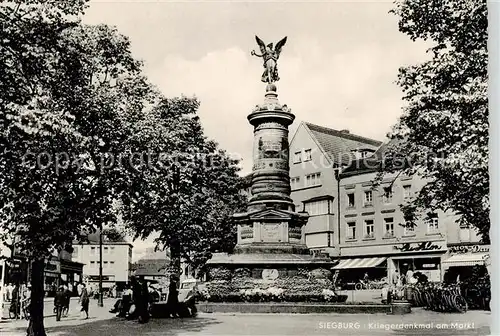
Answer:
[336, 239, 447, 285]
[332, 257, 388, 286]
[389, 241, 447, 283]
[442, 244, 490, 282]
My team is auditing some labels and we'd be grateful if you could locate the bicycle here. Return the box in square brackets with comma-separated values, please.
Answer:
[354, 281, 372, 290]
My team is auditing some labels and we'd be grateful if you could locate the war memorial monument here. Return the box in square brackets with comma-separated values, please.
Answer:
[204, 36, 337, 303]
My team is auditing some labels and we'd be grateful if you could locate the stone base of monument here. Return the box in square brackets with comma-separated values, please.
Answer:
[197, 302, 391, 314]
[205, 206, 336, 303]
[203, 252, 338, 304]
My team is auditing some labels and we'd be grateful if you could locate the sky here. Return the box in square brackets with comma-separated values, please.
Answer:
[82, 0, 430, 260]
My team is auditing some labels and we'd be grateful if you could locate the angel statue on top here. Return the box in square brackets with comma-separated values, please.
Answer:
[251, 36, 287, 84]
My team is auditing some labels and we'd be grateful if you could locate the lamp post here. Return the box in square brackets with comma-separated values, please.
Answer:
[98, 223, 104, 307]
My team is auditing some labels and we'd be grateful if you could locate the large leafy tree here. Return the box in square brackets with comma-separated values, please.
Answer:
[0, 1, 157, 335]
[384, 0, 489, 241]
[121, 97, 247, 277]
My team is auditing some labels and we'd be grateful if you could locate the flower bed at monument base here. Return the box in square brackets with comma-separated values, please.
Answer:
[198, 277, 348, 303]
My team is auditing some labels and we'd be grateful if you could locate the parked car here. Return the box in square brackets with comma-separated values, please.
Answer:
[149, 278, 202, 318]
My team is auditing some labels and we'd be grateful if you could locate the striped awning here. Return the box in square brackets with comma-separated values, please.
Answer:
[332, 257, 387, 269]
[443, 253, 489, 267]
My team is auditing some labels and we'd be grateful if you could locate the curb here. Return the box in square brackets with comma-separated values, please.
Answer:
[198, 302, 393, 314]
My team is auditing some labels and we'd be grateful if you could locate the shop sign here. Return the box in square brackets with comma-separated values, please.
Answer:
[449, 245, 489, 254]
[393, 241, 443, 253]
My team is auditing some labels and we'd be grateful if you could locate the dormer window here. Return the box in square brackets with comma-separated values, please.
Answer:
[351, 148, 375, 159]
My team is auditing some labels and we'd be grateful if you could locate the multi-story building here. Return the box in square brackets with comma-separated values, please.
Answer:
[335, 143, 487, 283]
[288, 122, 382, 255]
[71, 242, 133, 292]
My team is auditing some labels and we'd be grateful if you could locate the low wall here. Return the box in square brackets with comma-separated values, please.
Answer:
[198, 302, 392, 314]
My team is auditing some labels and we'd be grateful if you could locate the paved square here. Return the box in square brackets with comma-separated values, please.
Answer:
[0, 301, 490, 336]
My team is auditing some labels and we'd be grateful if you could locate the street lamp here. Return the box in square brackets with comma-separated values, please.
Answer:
[98, 223, 104, 307]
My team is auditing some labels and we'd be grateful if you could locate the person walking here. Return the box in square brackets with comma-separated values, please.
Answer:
[137, 279, 150, 323]
[54, 286, 66, 321]
[63, 284, 72, 317]
[6, 283, 13, 301]
[79, 283, 89, 319]
[167, 276, 179, 318]
[9, 284, 20, 319]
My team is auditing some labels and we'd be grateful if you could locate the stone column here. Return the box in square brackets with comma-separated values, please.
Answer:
[247, 84, 295, 212]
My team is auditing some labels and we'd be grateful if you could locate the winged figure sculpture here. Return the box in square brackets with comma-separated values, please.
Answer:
[251, 36, 287, 84]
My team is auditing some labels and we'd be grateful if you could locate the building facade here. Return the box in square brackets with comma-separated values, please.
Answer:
[288, 122, 381, 255]
[71, 242, 133, 291]
[334, 146, 487, 284]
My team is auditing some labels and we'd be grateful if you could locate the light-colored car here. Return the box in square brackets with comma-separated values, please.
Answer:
[178, 278, 202, 302]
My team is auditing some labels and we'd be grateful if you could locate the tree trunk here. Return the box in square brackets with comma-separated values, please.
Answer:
[169, 241, 181, 280]
[27, 258, 47, 336]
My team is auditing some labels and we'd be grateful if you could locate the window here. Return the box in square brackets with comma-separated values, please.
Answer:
[103, 247, 109, 254]
[304, 199, 331, 216]
[110, 247, 115, 255]
[305, 173, 321, 187]
[110, 261, 115, 266]
[363, 190, 373, 206]
[103, 261, 109, 269]
[90, 261, 96, 268]
[304, 149, 312, 161]
[347, 193, 355, 208]
[459, 226, 471, 242]
[72, 247, 78, 259]
[293, 151, 302, 164]
[426, 215, 439, 233]
[384, 218, 394, 237]
[290, 177, 301, 190]
[346, 222, 356, 240]
[404, 225, 415, 236]
[403, 185, 412, 199]
[364, 220, 374, 238]
[90, 247, 96, 256]
[382, 187, 393, 204]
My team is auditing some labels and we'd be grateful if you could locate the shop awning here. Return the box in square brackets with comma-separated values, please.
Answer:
[443, 253, 489, 267]
[332, 257, 387, 269]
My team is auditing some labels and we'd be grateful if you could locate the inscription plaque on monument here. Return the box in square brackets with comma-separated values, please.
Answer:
[261, 223, 281, 242]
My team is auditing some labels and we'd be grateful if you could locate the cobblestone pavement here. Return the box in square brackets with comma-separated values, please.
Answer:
[0, 298, 116, 335]
[0, 306, 490, 336]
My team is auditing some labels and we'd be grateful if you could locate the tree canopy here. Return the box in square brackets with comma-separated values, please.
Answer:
[1, 1, 246, 334]
[120, 96, 247, 274]
[383, 0, 489, 241]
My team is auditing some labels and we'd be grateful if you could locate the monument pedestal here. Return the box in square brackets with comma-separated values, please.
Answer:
[208, 206, 332, 280]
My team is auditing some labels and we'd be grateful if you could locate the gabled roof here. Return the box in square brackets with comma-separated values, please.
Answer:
[303, 122, 383, 166]
[340, 138, 405, 177]
[133, 258, 169, 277]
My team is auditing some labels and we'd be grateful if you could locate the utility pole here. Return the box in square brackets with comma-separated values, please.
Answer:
[334, 168, 341, 257]
[98, 223, 104, 307]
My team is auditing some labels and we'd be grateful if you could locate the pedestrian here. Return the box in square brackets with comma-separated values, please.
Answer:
[167, 276, 179, 318]
[54, 286, 66, 321]
[77, 282, 83, 296]
[118, 285, 133, 317]
[10, 284, 21, 319]
[79, 283, 89, 319]
[127, 276, 141, 320]
[6, 283, 13, 301]
[63, 284, 72, 317]
[137, 279, 150, 323]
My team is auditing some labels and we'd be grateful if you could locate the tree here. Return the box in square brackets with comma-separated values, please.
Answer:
[0, 2, 158, 335]
[120, 97, 247, 277]
[383, 0, 489, 241]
